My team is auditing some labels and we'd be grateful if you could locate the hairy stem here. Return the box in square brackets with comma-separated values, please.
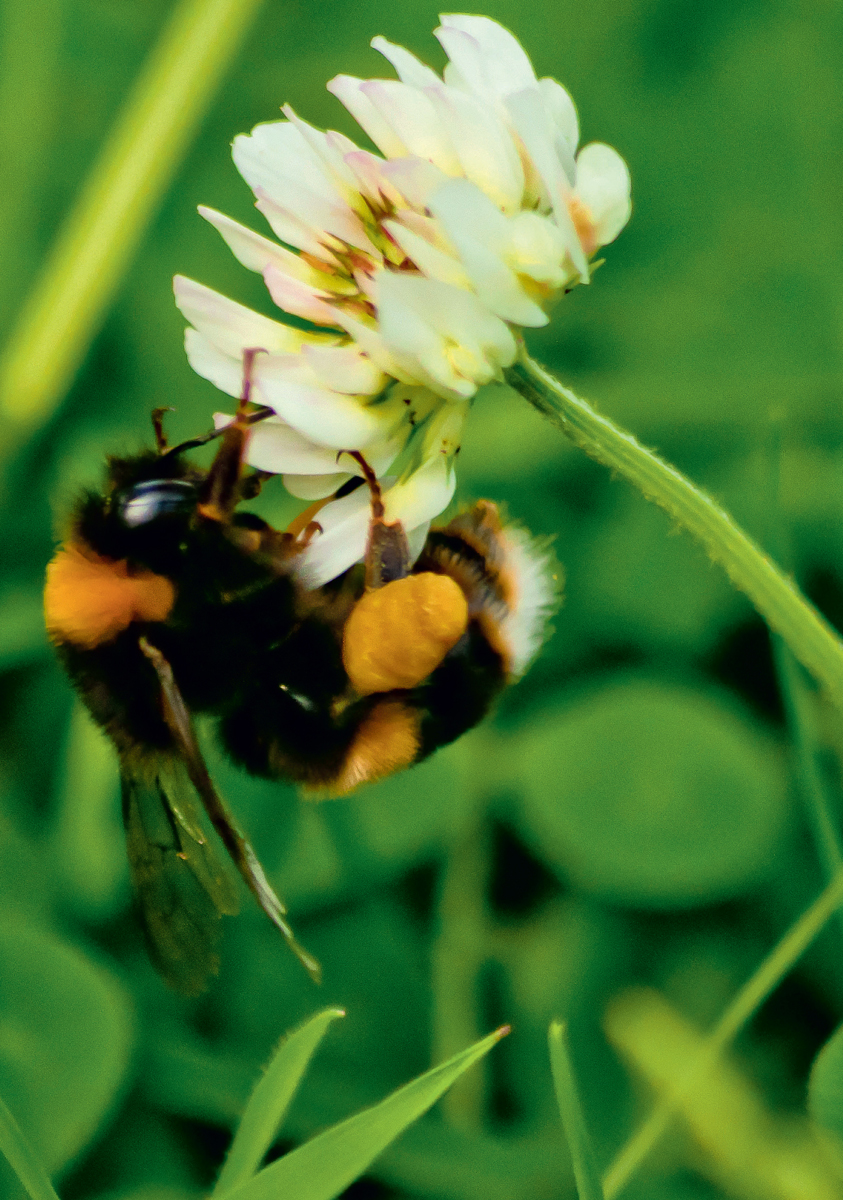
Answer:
[506, 350, 843, 707]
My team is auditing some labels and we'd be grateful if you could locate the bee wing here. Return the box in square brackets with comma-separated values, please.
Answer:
[138, 637, 321, 983]
[121, 756, 239, 995]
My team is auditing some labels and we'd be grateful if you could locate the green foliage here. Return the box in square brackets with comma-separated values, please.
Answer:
[2, 1, 843, 1198]
[212, 1008, 346, 1196]
[809, 1023, 843, 1145]
[549, 1021, 604, 1200]
[515, 679, 787, 906]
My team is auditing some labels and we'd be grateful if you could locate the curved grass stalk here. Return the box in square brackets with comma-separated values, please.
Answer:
[506, 350, 843, 708]
[0, 0, 266, 447]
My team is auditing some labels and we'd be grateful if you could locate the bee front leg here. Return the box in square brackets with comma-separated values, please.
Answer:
[198, 347, 267, 524]
[345, 450, 411, 589]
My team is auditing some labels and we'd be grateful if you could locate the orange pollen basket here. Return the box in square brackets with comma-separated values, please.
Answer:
[342, 572, 469, 696]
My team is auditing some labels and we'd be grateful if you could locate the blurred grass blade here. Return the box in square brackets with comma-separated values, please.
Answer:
[0, 1093, 61, 1200]
[227, 1025, 510, 1200]
[548, 1021, 604, 1200]
[213, 1008, 346, 1196]
[602, 866, 843, 1198]
[0, 0, 64, 331]
[0, 0, 266, 443]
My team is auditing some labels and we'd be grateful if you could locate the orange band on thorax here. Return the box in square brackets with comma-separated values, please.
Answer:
[44, 542, 175, 649]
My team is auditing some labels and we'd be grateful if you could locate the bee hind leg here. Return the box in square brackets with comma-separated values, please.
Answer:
[345, 450, 411, 589]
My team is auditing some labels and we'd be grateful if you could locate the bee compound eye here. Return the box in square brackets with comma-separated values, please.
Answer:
[117, 479, 198, 529]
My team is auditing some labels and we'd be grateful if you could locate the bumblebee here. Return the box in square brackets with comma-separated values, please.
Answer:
[45, 356, 556, 992]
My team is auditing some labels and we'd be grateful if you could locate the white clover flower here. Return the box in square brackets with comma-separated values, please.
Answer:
[175, 14, 630, 584]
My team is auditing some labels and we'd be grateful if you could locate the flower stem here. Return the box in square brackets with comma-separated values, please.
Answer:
[505, 350, 843, 707]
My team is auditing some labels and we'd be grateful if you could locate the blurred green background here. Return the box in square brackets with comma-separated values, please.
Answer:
[3, 1, 843, 1197]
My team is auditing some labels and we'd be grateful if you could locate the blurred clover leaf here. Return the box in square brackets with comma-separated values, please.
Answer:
[514, 679, 787, 907]
[0, 916, 133, 1176]
[809, 1023, 843, 1146]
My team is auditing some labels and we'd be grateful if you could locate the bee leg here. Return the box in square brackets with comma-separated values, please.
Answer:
[138, 635, 322, 983]
[345, 450, 411, 589]
[198, 347, 267, 524]
[151, 407, 175, 453]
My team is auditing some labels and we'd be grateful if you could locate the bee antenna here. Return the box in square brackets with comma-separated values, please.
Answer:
[151, 407, 176, 454]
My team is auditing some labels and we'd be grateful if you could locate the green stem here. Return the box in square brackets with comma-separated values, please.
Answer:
[505, 350, 843, 708]
[773, 637, 843, 950]
[601, 865, 843, 1198]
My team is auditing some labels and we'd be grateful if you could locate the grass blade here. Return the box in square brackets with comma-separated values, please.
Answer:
[213, 1007, 346, 1196]
[602, 866, 843, 1197]
[0, 0, 266, 444]
[548, 1021, 604, 1200]
[227, 1025, 510, 1200]
[0, 1093, 61, 1200]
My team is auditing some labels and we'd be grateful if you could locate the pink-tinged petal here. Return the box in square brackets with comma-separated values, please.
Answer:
[244, 419, 353, 475]
[174, 276, 328, 357]
[575, 142, 632, 246]
[341, 149, 407, 209]
[327, 75, 410, 158]
[379, 156, 449, 208]
[326, 308, 422, 384]
[280, 104, 361, 200]
[360, 80, 462, 175]
[300, 343, 387, 394]
[538, 77, 579, 160]
[371, 35, 441, 88]
[233, 122, 377, 256]
[252, 191, 340, 261]
[504, 88, 589, 279]
[258, 362, 398, 449]
[436, 16, 537, 97]
[232, 121, 332, 202]
[260, 175, 375, 256]
[390, 210, 444, 245]
[282, 472, 351, 500]
[382, 218, 471, 288]
[263, 264, 341, 325]
[198, 206, 346, 295]
[425, 85, 524, 212]
[293, 486, 373, 588]
[384, 456, 456, 529]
